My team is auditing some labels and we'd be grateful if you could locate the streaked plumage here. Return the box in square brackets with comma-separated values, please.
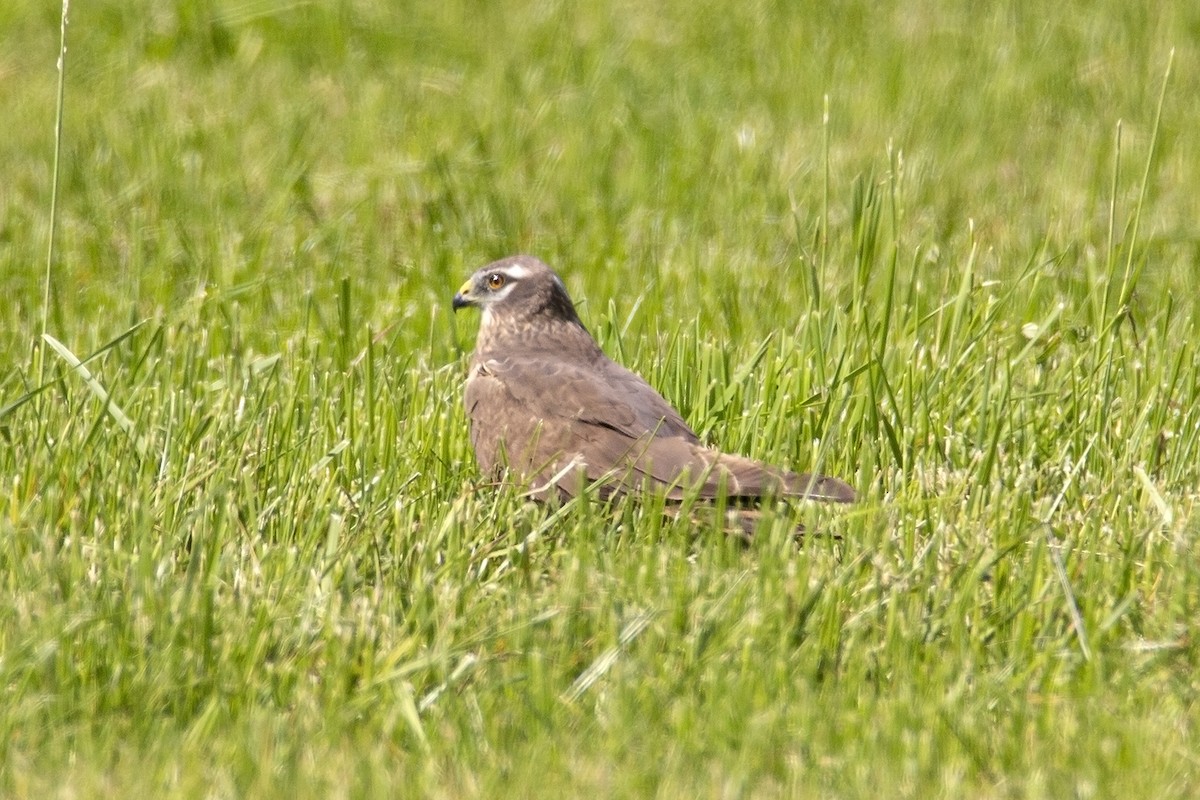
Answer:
[452, 255, 855, 511]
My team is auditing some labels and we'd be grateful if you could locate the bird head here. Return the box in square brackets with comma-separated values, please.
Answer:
[452, 255, 583, 330]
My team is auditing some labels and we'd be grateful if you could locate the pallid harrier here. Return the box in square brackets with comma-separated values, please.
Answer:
[453, 255, 855, 521]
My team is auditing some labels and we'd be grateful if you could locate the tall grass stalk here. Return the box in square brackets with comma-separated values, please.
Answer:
[39, 0, 70, 379]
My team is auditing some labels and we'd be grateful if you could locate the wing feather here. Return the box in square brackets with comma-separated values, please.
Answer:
[465, 353, 854, 504]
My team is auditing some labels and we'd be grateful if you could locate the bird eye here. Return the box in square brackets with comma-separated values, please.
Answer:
[486, 273, 506, 290]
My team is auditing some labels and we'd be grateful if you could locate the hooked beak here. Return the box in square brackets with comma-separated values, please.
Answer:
[452, 279, 474, 312]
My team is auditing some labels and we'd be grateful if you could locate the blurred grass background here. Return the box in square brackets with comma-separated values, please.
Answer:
[2, 1, 1198, 797]
[3, 0, 1196, 353]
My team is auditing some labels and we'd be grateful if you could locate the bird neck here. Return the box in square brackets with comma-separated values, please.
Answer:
[476, 311, 600, 360]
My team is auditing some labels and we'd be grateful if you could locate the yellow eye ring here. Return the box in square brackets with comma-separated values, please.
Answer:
[486, 273, 506, 290]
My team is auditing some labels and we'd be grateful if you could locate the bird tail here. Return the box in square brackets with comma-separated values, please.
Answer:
[700, 450, 857, 503]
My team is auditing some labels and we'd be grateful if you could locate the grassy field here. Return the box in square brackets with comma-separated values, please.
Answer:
[3, 1, 1199, 797]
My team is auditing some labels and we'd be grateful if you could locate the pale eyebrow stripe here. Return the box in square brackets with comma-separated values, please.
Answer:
[502, 263, 532, 280]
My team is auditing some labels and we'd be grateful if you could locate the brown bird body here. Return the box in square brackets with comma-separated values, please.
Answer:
[452, 255, 856, 507]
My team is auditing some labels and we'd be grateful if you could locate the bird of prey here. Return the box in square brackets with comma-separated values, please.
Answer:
[452, 255, 855, 513]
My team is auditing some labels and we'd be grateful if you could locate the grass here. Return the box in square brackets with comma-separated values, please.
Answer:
[2, 0, 1199, 797]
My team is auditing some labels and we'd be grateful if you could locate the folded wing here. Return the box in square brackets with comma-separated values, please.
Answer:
[465, 352, 854, 504]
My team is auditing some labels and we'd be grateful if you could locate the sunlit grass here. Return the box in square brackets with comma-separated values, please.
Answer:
[2, 1, 1198, 797]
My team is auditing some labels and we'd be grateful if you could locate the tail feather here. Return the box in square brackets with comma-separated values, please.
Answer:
[530, 431, 857, 506]
[692, 449, 856, 503]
